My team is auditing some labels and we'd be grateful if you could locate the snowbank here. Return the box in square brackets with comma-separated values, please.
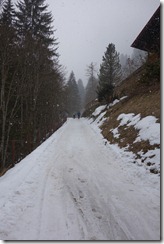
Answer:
[118, 113, 160, 145]
[90, 101, 160, 175]
[92, 105, 106, 116]
[107, 96, 127, 108]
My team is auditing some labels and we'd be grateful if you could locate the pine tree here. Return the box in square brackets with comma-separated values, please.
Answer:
[85, 63, 98, 106]
[0, 0, 22, 169]
[66, 71, 81, 116]
[77, 79, 85, 110]
[15, 0, 58, 57]
[0, 0, 66, 172]
[97, 43, 121, 103]
[14, 0, 60, 144]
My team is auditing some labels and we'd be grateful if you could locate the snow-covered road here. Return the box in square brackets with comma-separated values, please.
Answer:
[0, 118, 160, 240]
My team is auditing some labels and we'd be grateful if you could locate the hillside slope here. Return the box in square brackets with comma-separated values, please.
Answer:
[83, 65, 160, 174]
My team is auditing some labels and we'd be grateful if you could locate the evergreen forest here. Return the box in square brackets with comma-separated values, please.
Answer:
[0, 0, 147, 174]
[0, 0, 68, 173]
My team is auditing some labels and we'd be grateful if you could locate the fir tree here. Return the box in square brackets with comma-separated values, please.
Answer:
[15, 0, 58, 57]
[97, 43, 121, 103]
[0, 0, 66, 172]
[14, 0, 60, 141]
[66, 71, 81, 116]
[85, 62, 98, 106]
[77, 79, 85, 110]
[0, 0, 21, 169]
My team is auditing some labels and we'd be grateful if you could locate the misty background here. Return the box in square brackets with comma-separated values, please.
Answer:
[46, 0, 160, 85]
[9, 0, 160, 85]
[0, 0, 160, 181]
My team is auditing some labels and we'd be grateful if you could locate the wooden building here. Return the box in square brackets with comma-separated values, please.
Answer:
[131, 6, 160, 56]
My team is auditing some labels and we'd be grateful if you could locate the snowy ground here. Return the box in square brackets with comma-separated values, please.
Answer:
[0, 118, 160, 241]
[90, 99, 160, 174]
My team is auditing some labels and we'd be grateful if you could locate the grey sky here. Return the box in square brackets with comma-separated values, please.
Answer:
[46, 0, 159, 85]
[11, 0, 160, 84]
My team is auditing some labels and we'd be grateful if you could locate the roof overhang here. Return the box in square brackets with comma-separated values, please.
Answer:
[131, 6, 160, 53]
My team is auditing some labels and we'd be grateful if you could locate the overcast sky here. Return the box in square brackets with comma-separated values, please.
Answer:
[12, 0, 160, 85]
[46, 0, 159, 85]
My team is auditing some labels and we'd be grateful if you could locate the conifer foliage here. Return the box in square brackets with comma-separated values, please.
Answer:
[97, 43, 121, 103]
[85, 62, 98, 106]
[66, 71, 81, 116]
[77, 79, 85, 111]
[0, 0, 66, 173]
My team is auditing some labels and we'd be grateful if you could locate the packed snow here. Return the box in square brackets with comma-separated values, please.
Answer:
[0, 118, 160, 241]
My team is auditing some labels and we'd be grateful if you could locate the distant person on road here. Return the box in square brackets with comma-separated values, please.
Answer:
[77, 112, 81, 119]
[73, 113, 76, 119]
